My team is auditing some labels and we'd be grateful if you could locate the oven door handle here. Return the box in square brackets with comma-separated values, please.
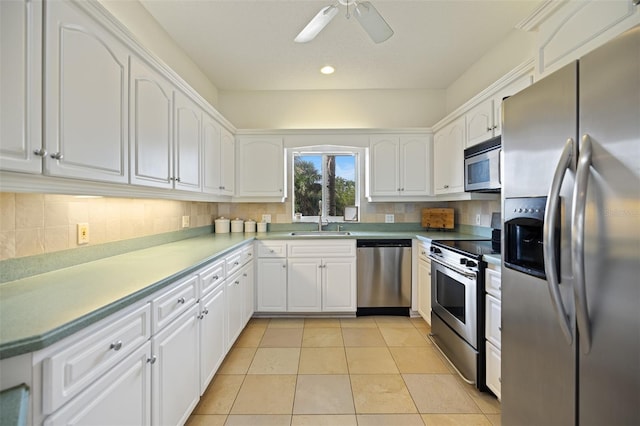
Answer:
[429, 255, 477, 279]
[543, 137, 574, 345]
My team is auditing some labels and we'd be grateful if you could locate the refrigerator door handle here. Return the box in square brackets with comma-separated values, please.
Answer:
[573, 134, 593, 353]
[543, 137, 574, 345]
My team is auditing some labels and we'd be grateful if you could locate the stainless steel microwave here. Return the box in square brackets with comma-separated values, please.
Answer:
[464, 136, 501, 192]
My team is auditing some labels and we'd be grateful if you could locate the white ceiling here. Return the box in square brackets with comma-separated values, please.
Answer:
[139, 0, 543, 92]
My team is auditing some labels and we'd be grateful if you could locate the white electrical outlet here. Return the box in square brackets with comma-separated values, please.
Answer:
[182, 215, 190, 228]
[262, 214, 271, 223]
[77, 223, 89, 245]
[385, 214, 395, 223]
[475, 214, 481, 225]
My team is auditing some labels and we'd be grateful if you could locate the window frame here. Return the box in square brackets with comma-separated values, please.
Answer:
[290, 145, 361, 223]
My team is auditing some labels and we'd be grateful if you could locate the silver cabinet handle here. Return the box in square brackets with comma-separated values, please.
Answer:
[147, 355, 157, 364]
[444, 184, 449, 189]
[203, 308, 209, 315]
[213, 275, 219, 280]
[50, 152, 63, 160]
[177, 297, 186, 304]
[543, 137, 574, 345]
[198, 314, 204, 319]
[110, 341, 123, 351]
[175, 177, 181, 182]
[572, 134, 593, 354]
[487, 127, 493, 132]
[33, 148, 47, 157]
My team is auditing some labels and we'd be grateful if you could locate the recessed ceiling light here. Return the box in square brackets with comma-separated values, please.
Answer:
[320, 65, 335, 75]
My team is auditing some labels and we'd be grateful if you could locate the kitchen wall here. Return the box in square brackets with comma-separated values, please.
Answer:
[98, 0, 219, 107]
[218, 89, 446, 129]
[0, 193, 217, 261]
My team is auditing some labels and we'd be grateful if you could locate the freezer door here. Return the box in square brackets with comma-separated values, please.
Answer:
[576, 25, 640, 426]
[501, 62, 578, 426]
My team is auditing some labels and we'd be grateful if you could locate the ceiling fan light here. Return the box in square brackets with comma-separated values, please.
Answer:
[354, 1, 394, 43]
[294, 5, 339, 43]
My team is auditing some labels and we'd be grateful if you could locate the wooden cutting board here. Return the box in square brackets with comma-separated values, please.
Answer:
[421, 208, 454, 230]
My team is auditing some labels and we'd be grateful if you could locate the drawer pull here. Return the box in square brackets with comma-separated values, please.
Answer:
[177, 297, 186, 304]
[147, 356, 157, 364]
[110, 341, 123, 351]
[203, 308, 209, 315]
[234, 261, 240, 266]
[213, 275, 219, 280]
[234, 280, 240, 285]
[198, 314, 204, 320]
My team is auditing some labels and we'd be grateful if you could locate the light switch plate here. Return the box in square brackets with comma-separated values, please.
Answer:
[262, 214, 272, 223]
[385, 214, 395, 223]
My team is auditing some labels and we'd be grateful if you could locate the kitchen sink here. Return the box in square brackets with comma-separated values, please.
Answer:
[288, 231, 352, 237]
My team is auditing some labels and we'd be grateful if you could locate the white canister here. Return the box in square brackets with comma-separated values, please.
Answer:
[257, 222, 268, 233]
[214, 217, 230, 234]
[231, 218, 244, 233]
[244, 220, 256, 233]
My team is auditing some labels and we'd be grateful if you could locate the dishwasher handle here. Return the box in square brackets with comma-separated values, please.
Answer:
[356, 239, 412, 248]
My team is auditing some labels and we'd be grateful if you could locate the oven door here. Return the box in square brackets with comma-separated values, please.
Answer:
[430, 257, 478, 348]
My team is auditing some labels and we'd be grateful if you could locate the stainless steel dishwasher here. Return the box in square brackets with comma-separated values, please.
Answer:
[356, 239, 412, 316]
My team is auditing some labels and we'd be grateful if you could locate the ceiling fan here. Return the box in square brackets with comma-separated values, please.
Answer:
[294, 0, 394, 44]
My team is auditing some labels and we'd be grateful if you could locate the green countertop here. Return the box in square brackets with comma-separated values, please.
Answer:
[0, 230, 487, 360]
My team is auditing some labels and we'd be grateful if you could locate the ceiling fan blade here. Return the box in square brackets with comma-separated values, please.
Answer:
[294, 5, 339, 43]
[354, 1, 393, 43]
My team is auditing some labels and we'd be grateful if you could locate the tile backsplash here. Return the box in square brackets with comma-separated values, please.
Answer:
[0, 193, 217, 260]
[0, 192, 501, 261]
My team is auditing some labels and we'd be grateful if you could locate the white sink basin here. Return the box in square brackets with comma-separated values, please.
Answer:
[288, 231, 351, 237]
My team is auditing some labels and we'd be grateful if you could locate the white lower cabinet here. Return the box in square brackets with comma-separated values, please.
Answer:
[226, 268, 244, 347]
[417, 241, 432, 325]
[44, 342, 152, 426]
[151, 304, 200, 426]
[288, 258, 323, 312]
[198, 284, 225, 394]
[322, 258, 357, 312]
[485, 265, 502, 399]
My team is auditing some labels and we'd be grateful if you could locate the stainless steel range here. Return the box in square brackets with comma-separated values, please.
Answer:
[429, 239, 495, 390]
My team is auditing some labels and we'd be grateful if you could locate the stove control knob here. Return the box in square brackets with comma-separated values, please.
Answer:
[466, 260, 478, 268]
[459, 258, 468, 266]
[430, 247, 441, 254]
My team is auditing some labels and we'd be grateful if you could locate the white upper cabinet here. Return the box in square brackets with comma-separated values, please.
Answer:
[129, 56, 173, 189]
[369, 134, 432, 198]
[44, 0, 129, 183]
[173, 90, 202, 192]
[202, 117, 234, 196]
[236, 136, 284, 198]
[433, 117, 465, 195]
[0, 0, 42, 174]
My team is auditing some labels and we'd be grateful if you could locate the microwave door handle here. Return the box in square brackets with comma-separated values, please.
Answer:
[543, 138, 574, 345]
[572, 134, 593, 354]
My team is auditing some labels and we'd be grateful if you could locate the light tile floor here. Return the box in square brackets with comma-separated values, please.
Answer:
[186, 316, 501, 426]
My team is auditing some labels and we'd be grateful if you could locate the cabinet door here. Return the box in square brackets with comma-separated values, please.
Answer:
[492, 73, 533, 137]
[288, 258, 322, 312]
[242, 262, 255, 326]
[322, 258, 356, 312]
[44, 342, 152, 426]
[417, 258, 432, 325]
[226, 270, 244, 347]
[256, 258, 287, 312]
[0, 0, 42, 174]
[129, 57, 173, 189]
[151, 305, 200, 426]
[202, 113, 222, 194]
[434, 117, 465, 194]
[466, 99, 494, 148]
[369, 135, 399, 196]
[485, 294, 501, 348]
[486, 341, 501, 400]
[199, 284, 225, 394]
[236, 137, 284, 197]
[44, 0, 128, 183]
[173, 90, 201, 191]
[220, 128, 235, 195]
[399, 135, 432, 196]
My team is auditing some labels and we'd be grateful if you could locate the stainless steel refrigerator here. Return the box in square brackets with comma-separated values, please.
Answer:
[501, 25, 639, 425]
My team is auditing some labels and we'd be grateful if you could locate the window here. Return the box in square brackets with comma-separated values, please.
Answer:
[293, 150, 358, 221]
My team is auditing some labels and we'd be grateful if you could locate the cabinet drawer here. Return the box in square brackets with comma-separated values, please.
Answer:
[418, 241, 431, 262]
[485, 268, 501, 299]
[152, 274, 198, 333]
[485, 294, 501, 348]
[199, 259, 225, 297]
[256, 241, 287, 258]
[225, 250, 244, 276]
[486, 341, 501, 400]
[42, 303, 151, 414]
[288, 240, 356, 258]
[241, 244, 254, 265]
